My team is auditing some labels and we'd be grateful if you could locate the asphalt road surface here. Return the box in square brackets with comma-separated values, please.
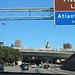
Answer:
[3, 66, 75, 75]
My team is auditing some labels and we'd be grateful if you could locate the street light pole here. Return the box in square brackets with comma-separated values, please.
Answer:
[0, 34, 1, 39]
[0, 35, 1, 42]
[2, 23, 5, 45]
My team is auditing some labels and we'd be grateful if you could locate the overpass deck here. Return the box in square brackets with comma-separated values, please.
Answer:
[19, 49, 75, 54]
[19, 49, 75, 59]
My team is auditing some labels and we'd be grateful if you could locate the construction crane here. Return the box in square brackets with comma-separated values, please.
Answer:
[0, 8, 54, 21]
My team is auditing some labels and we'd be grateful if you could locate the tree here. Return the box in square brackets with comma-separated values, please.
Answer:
[11, 43, 14, 47]
[0, 46, 22, 64]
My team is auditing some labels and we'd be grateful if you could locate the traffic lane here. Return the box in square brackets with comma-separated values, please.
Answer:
[2, 66, 66, 75]
[37, 67, 67, 74]
[22, 67, 39, 73]
[46, 67, 75, 75]
[28, 67, 67, 74]
[4, 67, 21, 72]
[46, 68, 67, 74]
[36, 67, 56, 74]
[4, 66, 40, 73]
[5, 66, 60, 74]
[36, 66, 75, 74]
[50, 68, 75, 75]
[4, 66, 75, 74]
[4, 66, 59, 74]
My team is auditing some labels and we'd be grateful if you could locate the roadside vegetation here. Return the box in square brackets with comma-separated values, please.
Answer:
[0, 46, 22, 66]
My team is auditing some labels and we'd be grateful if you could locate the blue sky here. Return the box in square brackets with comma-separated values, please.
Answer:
[0, 0, 75, 50]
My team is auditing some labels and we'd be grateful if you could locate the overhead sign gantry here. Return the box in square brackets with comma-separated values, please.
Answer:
[0, 8, 54, 21]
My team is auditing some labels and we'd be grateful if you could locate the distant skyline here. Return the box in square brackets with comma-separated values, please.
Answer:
[0, 0, 75, 50]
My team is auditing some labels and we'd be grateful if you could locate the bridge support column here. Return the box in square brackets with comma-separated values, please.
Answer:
[46, 58, 50, 64]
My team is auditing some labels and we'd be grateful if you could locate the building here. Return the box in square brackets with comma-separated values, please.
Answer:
[0, 42, 3, 46]
[63, 43, 72, 49]
[15, 40, 22, 47]
[56, 43, 74, 51]
[45, 42, 50, 48]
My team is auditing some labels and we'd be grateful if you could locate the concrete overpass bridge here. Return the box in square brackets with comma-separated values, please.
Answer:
[18, 49, 75, 59]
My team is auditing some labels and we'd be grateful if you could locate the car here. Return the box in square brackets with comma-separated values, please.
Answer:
[32, 64, 37, 68]
[0, 63, 4, 72]
[40, 64, 43, 68]
[44, 65, 49, 69]
[20, 64, 24, 68]
[21, 64, 29, 70]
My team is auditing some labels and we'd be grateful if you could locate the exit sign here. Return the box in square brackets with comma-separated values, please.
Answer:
[55, 0, 75, 25]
